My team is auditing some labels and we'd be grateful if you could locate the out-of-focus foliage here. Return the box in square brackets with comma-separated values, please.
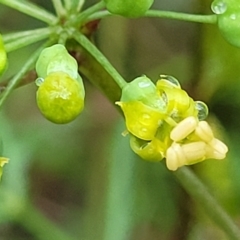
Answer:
[0, 0, 240, 240]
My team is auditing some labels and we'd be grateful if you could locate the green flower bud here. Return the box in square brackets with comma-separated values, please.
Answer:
[0, 34, 7, 76]
[36, 44, 78, 79]
[212, 0, 240, 47]
[104, 0, 154, 18]
[36, 72, 84, 124]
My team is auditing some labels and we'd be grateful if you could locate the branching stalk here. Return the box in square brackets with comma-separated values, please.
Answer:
[0, 0, 58, 25]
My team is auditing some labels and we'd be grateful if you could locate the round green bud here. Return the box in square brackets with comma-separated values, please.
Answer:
[36, 44, 78, 79]
[212, 0, 240, 47]
[0, 34, 7, 76]
[104, 0, 154, 18]
[36, 72, 85, 124]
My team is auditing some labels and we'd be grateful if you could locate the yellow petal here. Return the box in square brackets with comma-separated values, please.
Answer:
[117, 101, 164, 140]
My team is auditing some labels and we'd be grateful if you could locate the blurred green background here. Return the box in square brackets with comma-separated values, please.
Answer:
[0, 0, 240, 239]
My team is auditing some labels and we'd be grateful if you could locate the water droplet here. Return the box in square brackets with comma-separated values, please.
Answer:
[195, 101, 209, 120]
[230, 14, 236, 20]
[139, 127, 148, 138]
[142, 113, 150, 120]
[211, 0, 227, 15]
[35, 77, 44, 86]
[159, 75, 181, 88]
[138, 81, 151, 88]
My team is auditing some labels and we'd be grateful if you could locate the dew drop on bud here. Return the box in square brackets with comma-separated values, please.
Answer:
[159, 75, 181, 88]
[211, 0, 227, 15]
[35, 77, 44, 87]
[195, 101, 209, 120]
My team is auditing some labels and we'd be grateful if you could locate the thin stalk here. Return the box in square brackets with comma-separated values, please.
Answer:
[52, 0, 66, 18]
[68, 1, 105, 26]
[145, 10, 217, 24]
[85, 10, 217, 25]
[5, 30, 52, 52]
[84, 10, 111, 22]
[173, 166, 240, 240]
[2, 27, 52, 44]
[0, 0, 58, 25]
[63, 0, 71, 11]
[73, 31, 127, 89]
[0, 41, 51, 109]
[63, 0, 84, 13]
[17, 201, 77, 240]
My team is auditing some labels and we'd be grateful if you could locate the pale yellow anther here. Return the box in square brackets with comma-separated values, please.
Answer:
[170, 116, 198, 142]
[166, 143, 185, 171]
[194, 121, 214, 142]
[206, 138, 228, 159]
[166, 141, 207, 171]
[181, 141, 206, 162]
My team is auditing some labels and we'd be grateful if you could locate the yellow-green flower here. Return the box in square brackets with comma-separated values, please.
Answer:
[117, 75, 228, 170]
[0, 34, 7, 76]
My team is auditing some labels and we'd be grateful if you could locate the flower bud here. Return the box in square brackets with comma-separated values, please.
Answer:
[36, 72, 84, 124]
[212, 0, 240, 47]
[104, 0, 154, 18]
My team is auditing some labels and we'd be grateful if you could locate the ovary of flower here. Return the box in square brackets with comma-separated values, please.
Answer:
[170, 116, 198, 142]
[166, 142, 207, 171]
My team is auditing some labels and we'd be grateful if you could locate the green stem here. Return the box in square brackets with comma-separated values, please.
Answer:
[73, 31, 127, 89]
[17, 201, 77, 240]
[2, 27, 52, 44]
[173, 166, 240, 240]
[85, 10, 217, 25]
[0, 0, 58, 25]
[68, 1, 105, 26]
[52, 0, 66, 17]
[0, 42, 51, 109]
[5, 30, 52, 52]
[63, 0, 72, 11]
[145, 10, 217, 24]
[63, 0, 84, 13]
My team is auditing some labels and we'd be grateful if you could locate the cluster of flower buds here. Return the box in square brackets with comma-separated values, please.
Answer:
[116, 75, 228, 171]
[35, 44, 85, 124]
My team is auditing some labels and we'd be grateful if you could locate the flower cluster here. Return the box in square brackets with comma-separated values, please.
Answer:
[117, 75, 228, 171]
[35, 44, 85, 124]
